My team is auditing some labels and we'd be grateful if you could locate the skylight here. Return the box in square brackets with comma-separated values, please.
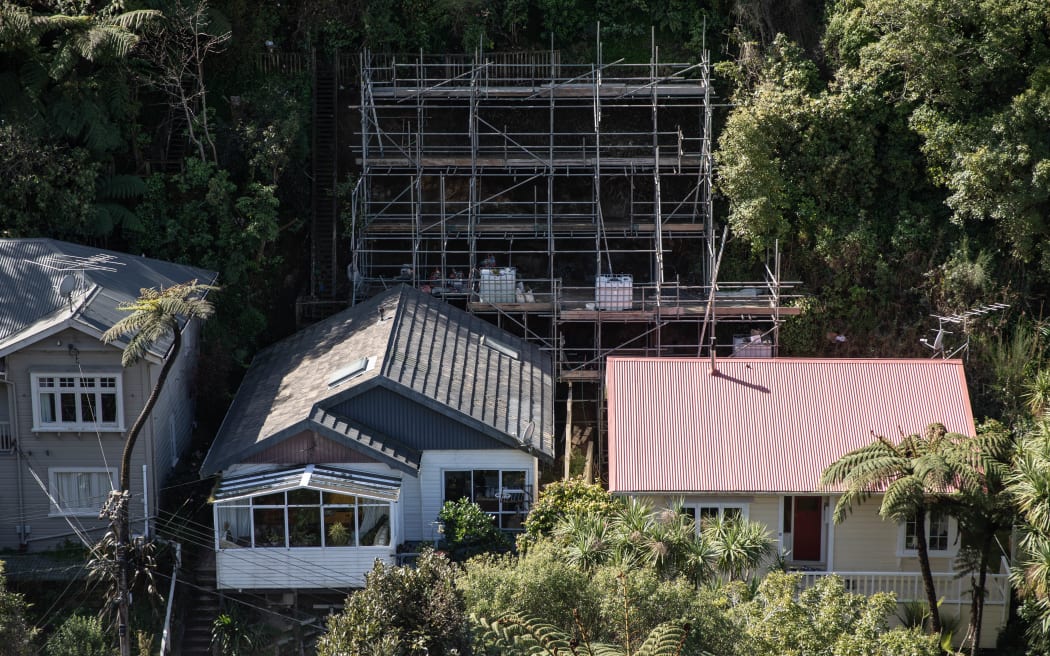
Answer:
[328, 356, 376, 388]
[482, 335, 519, 360]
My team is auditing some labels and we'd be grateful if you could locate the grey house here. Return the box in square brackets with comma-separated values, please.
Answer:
[201, 285, 554, 590]
[0, 239, 217, 551]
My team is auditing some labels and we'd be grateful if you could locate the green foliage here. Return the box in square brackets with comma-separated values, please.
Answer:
[521, 477, 619, 548]
[730, 572, 940, 656]
[438, 498, 511, 560]
[820, 422, 1009, 634]
[211, 607, 266, 656]
[457, 539, 741, 656]
[473, 610, 691, 656]
[317, 549, 471, 656]
[0, 563, 36, 656]
[45, 614, 113, 656]
[1008, 421, 1050, 637]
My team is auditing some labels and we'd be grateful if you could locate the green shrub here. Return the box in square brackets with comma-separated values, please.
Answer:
[317, 550, 470, 656]
[46, 614, 112, 656]
[520, 477, 619, 549]
[438, 498, 511, 561]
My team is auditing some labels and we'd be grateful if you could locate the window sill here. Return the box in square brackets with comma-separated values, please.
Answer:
[896, 549, 958, 559]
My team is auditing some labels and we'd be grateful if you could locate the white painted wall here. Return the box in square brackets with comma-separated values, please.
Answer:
[216, 547, 394, 589]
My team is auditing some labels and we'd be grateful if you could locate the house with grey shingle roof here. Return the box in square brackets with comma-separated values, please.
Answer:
[201, 285, 554, 590]
[0, 238, 217, 552]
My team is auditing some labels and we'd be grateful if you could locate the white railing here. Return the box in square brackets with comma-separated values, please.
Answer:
[797, 571, 1010, 606]
[0, 421, 13, 452]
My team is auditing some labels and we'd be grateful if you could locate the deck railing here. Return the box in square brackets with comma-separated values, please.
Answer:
[797, 571, 1010, 606]
[0, 421, 13, 452]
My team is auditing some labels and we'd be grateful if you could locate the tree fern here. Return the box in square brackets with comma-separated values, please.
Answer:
[473, 612, 693, 656]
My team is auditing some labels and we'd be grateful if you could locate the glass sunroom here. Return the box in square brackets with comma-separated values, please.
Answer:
[211, 465, 401, 589]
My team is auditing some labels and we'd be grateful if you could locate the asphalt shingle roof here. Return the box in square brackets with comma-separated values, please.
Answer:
[201, 286, 555, 476]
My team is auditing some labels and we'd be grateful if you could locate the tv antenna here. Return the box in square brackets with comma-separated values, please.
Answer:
[920, 303, 1010, 359]
[26, 252, 126, 314]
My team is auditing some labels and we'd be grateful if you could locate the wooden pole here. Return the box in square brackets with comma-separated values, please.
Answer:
[563, 382, 573, 479]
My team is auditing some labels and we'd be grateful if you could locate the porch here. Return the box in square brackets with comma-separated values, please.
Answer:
[797, 570, 1010, 649]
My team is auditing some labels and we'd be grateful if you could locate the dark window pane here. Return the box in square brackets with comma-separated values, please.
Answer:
[324, 492, 356, 505]
[324, 507, 357, 546]
[444, 471, 471, 501]
[783, 497, 793, 533]
[723, 507, 742, 521]
[81, 393, 97, 422]
[60, 393, 77, 422]
[289, 507, 322, 546]
[254, 492, 285, 506]
[100, 393, 117, 423]
[288, 489, 319, 505]
[253, 508, 286, 547]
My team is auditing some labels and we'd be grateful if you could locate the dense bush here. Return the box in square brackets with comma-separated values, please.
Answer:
[438, 498, 511, 561]
[45, 614, 112, 656]
[520, 477, 619, 549]
[316, 550, 470, 656]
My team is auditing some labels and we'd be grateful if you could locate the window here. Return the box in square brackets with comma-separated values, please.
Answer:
[49, 468, 115, 516]
[683, 502, 749, 531]
[899, 512, 958, 556]
[443, 469, 530, 530]
[32, 373, 123, 431]
[328, 356, 376, 389]
[214, 490, 391, 549]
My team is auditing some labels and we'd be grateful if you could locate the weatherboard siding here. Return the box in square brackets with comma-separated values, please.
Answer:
[1, 325, 199, 550]
[418, 449, 538, 539]
[216, 547, 395, 590]
[335, 387, 498, 451]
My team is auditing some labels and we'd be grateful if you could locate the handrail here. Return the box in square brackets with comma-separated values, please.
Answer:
[158, 541, 182, 655]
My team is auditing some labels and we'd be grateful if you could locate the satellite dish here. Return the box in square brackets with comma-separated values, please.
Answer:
[55, 274, 78, 313]
[56, 274, 77, 298]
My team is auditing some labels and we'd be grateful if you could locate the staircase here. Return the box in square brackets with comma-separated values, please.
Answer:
[178, 553, 220, 655]
[310, 50, 340, 302]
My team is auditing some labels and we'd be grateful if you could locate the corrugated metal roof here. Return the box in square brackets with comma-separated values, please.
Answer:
[213, 464, 402, 502]
[0, 239, 218, 357]
[202, 285, 555, 476]
[606, 358, 977, 494]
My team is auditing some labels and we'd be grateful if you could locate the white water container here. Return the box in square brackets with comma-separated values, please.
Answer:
[595, 274, 633, 310]
[479, 267, 517, 302]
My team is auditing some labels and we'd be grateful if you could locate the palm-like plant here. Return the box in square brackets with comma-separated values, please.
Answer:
[820, 423, 997, 634]
[100, 280, 215, 656]
[699, 515, 774, 582]
[1024, 369, 1050, 419]
[102, 280, 216, 490]
[1007, 421, 1050, 637]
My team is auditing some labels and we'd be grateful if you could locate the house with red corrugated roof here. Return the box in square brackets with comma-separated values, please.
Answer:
[606, 357, 1007, 649]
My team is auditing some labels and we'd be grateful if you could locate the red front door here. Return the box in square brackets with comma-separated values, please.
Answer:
[792, 496, 823, 561]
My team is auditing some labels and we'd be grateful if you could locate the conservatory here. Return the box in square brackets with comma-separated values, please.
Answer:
[210, 465, 401, 589]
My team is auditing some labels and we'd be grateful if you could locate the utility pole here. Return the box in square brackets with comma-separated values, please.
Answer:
[101, 489, 132, 656]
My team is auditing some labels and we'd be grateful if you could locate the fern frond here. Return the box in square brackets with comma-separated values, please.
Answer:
[635, 621, 689, 656]
[97, 174, 147, 200]
[109, 9, 161, 30]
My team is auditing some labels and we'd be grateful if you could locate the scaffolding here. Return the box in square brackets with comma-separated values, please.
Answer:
[350, 40, 799, 475]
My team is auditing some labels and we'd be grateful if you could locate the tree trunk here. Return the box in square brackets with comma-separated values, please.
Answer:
[914, 507, 942, 634]
[116, 325, 180, 656]
[970, 529, 994, 656]
[120, 326, 180, 491]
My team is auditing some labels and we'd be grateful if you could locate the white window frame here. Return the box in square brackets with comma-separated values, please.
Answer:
[31, 372, 124, 432]
[442, 468, 532, 531]
[48, 467, 116, 517]
[684, 502, 750, 531]
[897, 511, 959, 557]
